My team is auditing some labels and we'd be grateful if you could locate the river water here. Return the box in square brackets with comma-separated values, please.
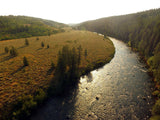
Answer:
[31, 37, 154, 120]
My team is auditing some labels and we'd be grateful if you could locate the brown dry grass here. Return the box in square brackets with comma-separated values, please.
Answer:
[0, 30, 114, 114]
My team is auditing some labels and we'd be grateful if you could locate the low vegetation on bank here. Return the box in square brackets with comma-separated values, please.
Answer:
[0, 30, 115, 119]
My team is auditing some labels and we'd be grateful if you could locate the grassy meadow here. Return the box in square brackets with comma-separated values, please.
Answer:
[0, 30, 115, 119]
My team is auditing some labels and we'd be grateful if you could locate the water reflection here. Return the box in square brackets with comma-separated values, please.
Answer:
[31, 37, 154, 120]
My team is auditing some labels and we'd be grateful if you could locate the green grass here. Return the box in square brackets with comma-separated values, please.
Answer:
[0, 30, 115, 119]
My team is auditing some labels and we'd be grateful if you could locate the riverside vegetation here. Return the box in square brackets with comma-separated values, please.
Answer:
[76, 8, 160, 119]
[0, 19, 115, 120]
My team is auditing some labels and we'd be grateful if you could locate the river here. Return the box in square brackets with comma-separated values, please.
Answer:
[31, 37, 154, 120]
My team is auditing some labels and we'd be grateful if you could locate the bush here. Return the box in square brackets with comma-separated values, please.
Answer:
[23, 56, 29, 66]
[10, 46, 18, 57]
[150, 115, 160, 120]
[4, 46, 9, 53]
[84, 64, 93, 74]
[41, 42, 44, 47]
[12, 95, 37, 120]
[35, 89, 46, 104]
[25, 39, 29, 46]
[152, 99, 160, 115]
[47, 44, 49, 48]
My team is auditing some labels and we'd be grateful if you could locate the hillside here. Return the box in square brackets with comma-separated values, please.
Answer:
[0, 15, 66, 40]
[0, 30, 115, 119]
[76, 8, 160, 118]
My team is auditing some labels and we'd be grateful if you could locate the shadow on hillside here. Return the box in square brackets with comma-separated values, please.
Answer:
[36, 48, 43, 51]
[18, 45, 27, 49]
[0, 55, 13, 63]
[0, 53, 6, 56]
[11, 66, 24, 75]
[47, 68, 54, 75]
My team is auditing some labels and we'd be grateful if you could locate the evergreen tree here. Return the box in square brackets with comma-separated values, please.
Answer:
[23, 56, 29, 66]
[55, 45, 80, 90]
[41, 42, 44, 47]
[10, 46, 18, 57]
[4, 46, 9, 53]
[47, 44, 49, 48]
[25, 39, 29, 46]
[68, 47, 79, 82]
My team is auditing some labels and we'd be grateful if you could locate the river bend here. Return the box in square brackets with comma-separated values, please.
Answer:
[31, 37, 154, 120]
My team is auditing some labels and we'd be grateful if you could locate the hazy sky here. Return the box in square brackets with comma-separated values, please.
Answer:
[1, 0, 160, 24]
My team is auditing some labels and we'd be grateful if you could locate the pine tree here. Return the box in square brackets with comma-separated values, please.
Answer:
[47, 44, 49, 48]
[23, 56, 29, 66]
[41, 42, 44, 47]
[4, 46, 9, 53]
[10, 46, 18, 57]
[25, 39, 29, 46]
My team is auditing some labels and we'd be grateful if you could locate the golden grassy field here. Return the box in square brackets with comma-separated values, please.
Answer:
[0, 30, 115, 117]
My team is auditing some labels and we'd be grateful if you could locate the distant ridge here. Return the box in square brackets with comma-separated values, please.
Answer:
[0, 15, 67, 40]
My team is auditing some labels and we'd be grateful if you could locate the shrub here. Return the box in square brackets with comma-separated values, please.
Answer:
[150, 115, 160, 120]
[35, 89, 46, 104]
[84, 64, 93, 74]
[25, 39, 29, 46]
[47, 44, 49, 48]
[36, 37, 39, 40]
[10, 46, 18, 57]
[23, 56, 29, 66]
[41, 42, 44, 47]
[152, 99, 160, 115]
[12, 95, 37, 120]
[4, 46, 9, 53]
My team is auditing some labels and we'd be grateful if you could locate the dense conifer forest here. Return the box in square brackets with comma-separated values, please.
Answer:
[76, 8, 160, 118]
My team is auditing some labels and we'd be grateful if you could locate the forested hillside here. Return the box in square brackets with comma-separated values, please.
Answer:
[76, 8, 160, 118]
[0, 15, 66, 40]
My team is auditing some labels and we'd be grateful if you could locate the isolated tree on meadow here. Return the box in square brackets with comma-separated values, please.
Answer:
[25, 39, 29, 46]
[23, 56, 29, 66]
[47, 44, 49, 48]
[10, 46, 18, 57]
[41, 42, 44, 47]
[4, 46, 9, 53]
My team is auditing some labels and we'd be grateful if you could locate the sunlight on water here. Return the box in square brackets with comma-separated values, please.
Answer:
[31, 37, 154, 120]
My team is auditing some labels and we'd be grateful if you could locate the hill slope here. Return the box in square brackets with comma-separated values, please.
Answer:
[0, 15, 66, 40]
